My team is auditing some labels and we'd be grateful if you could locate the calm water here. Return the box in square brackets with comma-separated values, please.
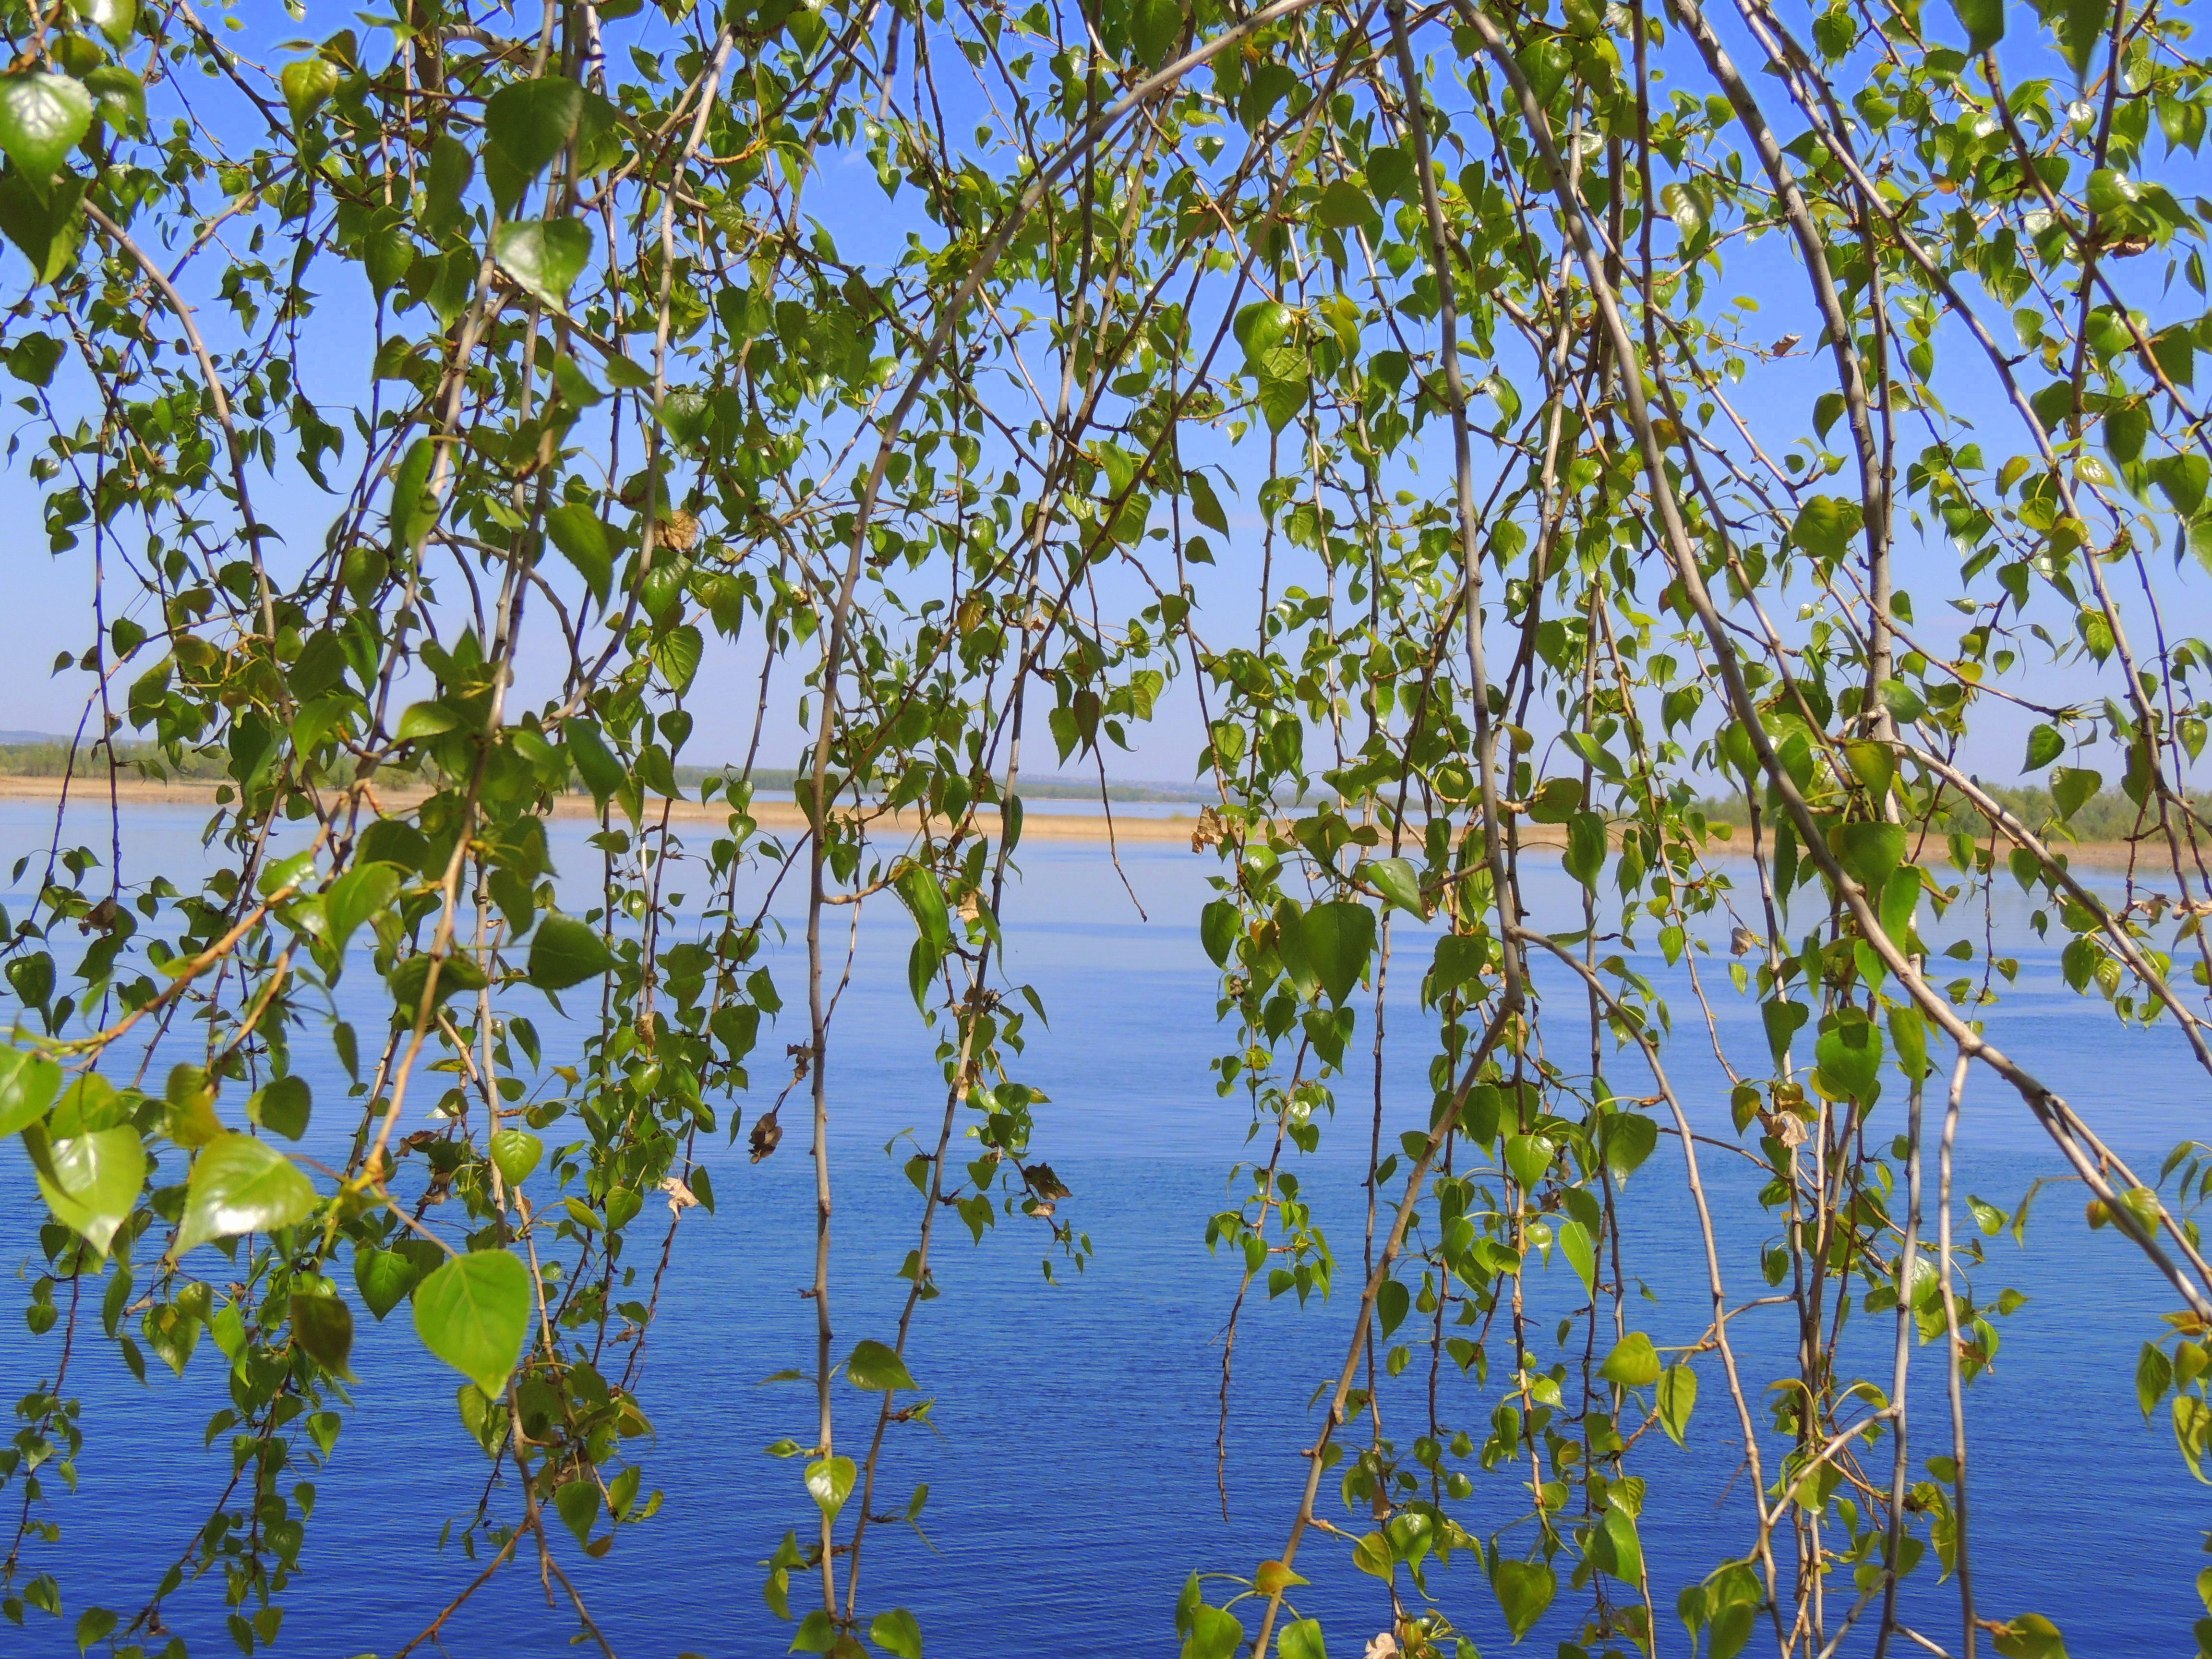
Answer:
[0, 800, 2200, 1656]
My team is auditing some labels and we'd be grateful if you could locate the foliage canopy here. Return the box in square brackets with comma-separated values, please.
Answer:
[3, 0, 2212, 1653]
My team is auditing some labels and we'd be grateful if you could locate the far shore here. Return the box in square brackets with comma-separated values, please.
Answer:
[0, 773, 2161, 870]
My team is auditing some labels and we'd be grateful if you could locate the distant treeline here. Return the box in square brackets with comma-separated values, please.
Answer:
[0, 740, 234, 781]
[0, 739, 1213, 804]
[1699, 782, 2207, 845]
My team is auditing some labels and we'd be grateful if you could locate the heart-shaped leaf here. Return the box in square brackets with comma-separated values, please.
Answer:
[868, 1609, 924, 1659]
[25, 1124, 144, 1256]
[649, 622, 703, 693]
[1558, 1218, 1597, 1293]
[493, 218, 592, 309]
[1494, 1557, 1557, 1642]
[1298, 901, 1375, 1006]
[323, 861, 402, 959]
[353, 1245, 418, 1321]
[249, 1074, 311, 1140]
[291, 1291, 355, 1379]
[1658, 1362, 1699, 1445]
[412, 1249, 531, 1396]
[78, 0, 137, 46]
[846, 1339, 917, 1392]
[83, 65, 144, 134]
[489, 1128, 543, 1189]
[544, 502, 613, 606]
[805, 1454, 856, 1519]
[1504, 1132, 1554, 1191]
[1600, 1331, 1664, 1389]
[0, 73, 92, 191]
[279, 59, 339, 127]
[603, 1185, 642, 1232]
[388, 950, 488, 1010]
[1947, 0, 2004, 53]
[528, 914, 614, 991]
[484, 76, 582, 180]
[178, 1133, 316, 1254]
[0, 1046, 61, 1138]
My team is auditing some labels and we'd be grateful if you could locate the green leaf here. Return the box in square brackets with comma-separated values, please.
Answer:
[1278, 1620, 1329, 1659]
[0, 168, 85, 284]
[1790, 494, 1863, 562]
[25, 1125, 143, 1257]
[1377, 1277, 1410, 1336]
[493, 218, 593, 310]
[565, 719, 625, 811]
[1991, 1612, 2069, 1659]
[805, 1454, 856, 1519]
[1129, 0, 1181, 67]
[649, 622, 703, 693]
[1527, 776, 1584, 824]
[0, 1047, 61, 1138]
[412, 1249, 531, 1397]
[78, 0, 137, 47]
[1601, 1112, 1658, 1184]
[1299, 901, 1374, 1006]
[1815, 1014, 1885, 1102]
[2024, 723, 2065, 769]
[1600, 1331, 1664, 1388]
[846, 1338, 917, 1391]
[1558, 1218, 1597, 1293]
[1658, 1363, 1698, 1444]
[178, 1133, 316, 1254]
[1494, 1557, 1557, 1642]
[249, 1074, 311, 1140]
[1317, 179, 1370, 228]
[323, 861, 401, 961]
[484, 76, 583, 181]
[1185, 1604, 1246, 1659]
[1357, 856, 1425, 918]
[2155, 453, 2209, 517]
[1186, 469, 1229, 535]
[279, 59, 339, 127]
[1661, 180, 1710, 236]
[1563, 810, 1606, 887]
[1835, 820, 1906, 894]
[1762, 998, 1809, 1064]
[388, 951, 488, 1010]
[0, 73, 92, 191]
[1505, 1132, 1554, 1190]
[353, 1245, 418, 1321]
[489, 1128, 543, 1188]
[554, 1478, 600, 1545]
[1595, 1504, 1644, 1583]
[1842, 739, 1894, 804]
[290, 1292, 355, 1379]
[1257, 372, 1308, 433]
[545, 502, 613, 605]
[529, 914, 614, 992]
[1199, 900, 1239, 967]
[869, 1609, 924, 1659]
[390, 436, 439, 553]
[2055, 0, 2107, 75]
[2137, 1340, 2174, 1419]
[83, 65, 144, 133]
[74, 1606, 116, 1655]
[8, 951, 55, 1011]
[2051, 766, 2100, 821]
[1948, 0, 2004, 52]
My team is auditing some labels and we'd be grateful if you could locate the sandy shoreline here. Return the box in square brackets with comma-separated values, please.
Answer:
[0, 774, 2156, 869]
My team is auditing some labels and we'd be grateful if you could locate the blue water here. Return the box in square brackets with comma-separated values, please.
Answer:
[0, 801, 2202, 1656]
